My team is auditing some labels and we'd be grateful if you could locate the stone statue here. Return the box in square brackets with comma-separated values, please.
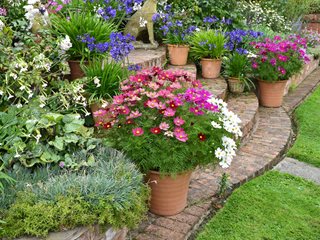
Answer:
[124, 0, 159, 49]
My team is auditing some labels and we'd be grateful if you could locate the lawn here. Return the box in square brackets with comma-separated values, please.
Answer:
[197, 171, 320, 240]
[288, 86, 320, 167]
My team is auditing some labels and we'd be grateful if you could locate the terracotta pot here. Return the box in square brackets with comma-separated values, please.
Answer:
[227, 77, 245, 93]
[258, 80, 288, 107]
[200, 58, 222, 79]
[167, 44, 190, 66]
[146, 170, 192, 216]
[68, 60, 87, 80]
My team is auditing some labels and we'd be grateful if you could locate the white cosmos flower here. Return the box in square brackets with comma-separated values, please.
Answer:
[211, 120, 221, 129]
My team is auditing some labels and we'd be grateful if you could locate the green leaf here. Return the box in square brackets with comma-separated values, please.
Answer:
[50, 137, 64, 151]
[43, 113, 63, 123]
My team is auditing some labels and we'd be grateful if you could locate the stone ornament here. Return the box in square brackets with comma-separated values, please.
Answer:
[124, 0, 159, 49]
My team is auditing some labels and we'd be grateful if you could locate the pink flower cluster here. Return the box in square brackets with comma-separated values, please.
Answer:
[94, 67, 219, 143]
[250, 35, 310, 77]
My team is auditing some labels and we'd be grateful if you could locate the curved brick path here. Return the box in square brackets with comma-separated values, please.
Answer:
[129, 68, 320, 240]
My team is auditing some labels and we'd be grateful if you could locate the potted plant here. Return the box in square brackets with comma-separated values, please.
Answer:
[190, 30, 226, 79]
[50, 12, 115, 80]
[250, 36, 309, 107]
[153, 9, 197, 66]
[223, 53, 254, 93]
[95, 67, 242, 216]
[82, 57, 129, 123]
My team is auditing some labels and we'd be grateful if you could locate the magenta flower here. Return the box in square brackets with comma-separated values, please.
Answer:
[189, 107, 204, 116]
[278, 67, 286, 75]
[174, 117, 185, 126]
[159, 122, 170, 131]
[270, 58, 277, 66]
[146, 100, 159, 109]
[278, 55, 288, 62]
[164, 108, 176, 117]
[204, 103, 219, 112]
[132, 128, 144, 136]
[252, 62, 259, 69]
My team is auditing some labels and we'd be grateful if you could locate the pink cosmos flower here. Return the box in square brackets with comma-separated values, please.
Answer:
[132, 128, 144, 136]
[174, 117, 185, 126]
[146, 99, 159, 109]
[192, 80, 203, 88]
[148, 82, 160, 90]
[171, 82, 182, 89]
[174, 127, 184, 134]
[204, 103, 219, 112]
[118, 106, 130, 115]
[113, 95, 124, 105]
[252, 62, 259, 69]
[164, 108, 176, 117]
[127, 110, 142, 119]
[159, 122, 170, 131]
[146, 92, 159, 98]
[174, 131, 188, 142]
[93, 109, 107, 117]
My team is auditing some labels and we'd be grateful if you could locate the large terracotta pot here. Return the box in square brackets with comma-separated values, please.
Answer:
[68, 60, 87, 80]
[167, 44, 190, 66]
[258, 80, 288, 107]
[200, 58, 222, 79]
[227, 77, 245, 93]
[146, 170, 192, 216]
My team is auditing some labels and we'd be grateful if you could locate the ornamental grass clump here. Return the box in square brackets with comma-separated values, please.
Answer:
[95, 68, 242, 175]
[190, 30, 226, 60]
[250, 36, 310, 81]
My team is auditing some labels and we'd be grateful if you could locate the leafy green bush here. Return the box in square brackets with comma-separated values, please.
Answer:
[0, 146, 149, 238]
[0, 104, 100, 170]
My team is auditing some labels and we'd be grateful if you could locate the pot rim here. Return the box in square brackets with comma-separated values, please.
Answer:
[148, 169, 193, 176]
[167, 44, 190, 48]
[200, 58, 222, 62]
[258, 79, 288, 84]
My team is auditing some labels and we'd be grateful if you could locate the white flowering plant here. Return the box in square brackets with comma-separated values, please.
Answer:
[237, 0, 292, 32]
[0, 32, 70, 109]
[97, 68, 242, 174]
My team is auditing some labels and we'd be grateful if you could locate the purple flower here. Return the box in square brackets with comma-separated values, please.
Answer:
[270, 58, 277, 66]
[59, 161, 65, 168]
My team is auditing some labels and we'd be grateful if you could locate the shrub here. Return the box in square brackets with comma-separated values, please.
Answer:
[0, 146, 149, 238]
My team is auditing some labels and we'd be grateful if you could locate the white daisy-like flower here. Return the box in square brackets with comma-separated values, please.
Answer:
[211, 120, 221, 129]
[59, 35, 72, 51]
[164, 131, 174, 137]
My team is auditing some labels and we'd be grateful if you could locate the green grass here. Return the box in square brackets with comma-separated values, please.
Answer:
[288, 86, 320, 167]
[197, 171, 320, 240]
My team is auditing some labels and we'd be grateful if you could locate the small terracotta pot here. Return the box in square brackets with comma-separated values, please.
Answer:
[68, 60, 87, 80]
[146, 170, 192, 216]
[227, 77, 245, 93]
[200, 58, 222, 79]
[167, 44, 190, 66]
[258, 80, 288, 107]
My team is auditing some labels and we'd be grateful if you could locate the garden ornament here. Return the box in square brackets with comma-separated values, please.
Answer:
[124, 0, 159, 49]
